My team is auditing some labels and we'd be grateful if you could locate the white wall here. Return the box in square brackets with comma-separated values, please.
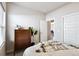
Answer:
[6, 3, 45, 52]
[46, 3, 79, 43]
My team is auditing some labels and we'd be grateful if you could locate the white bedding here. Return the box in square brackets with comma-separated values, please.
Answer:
[23, 40, 79, 56]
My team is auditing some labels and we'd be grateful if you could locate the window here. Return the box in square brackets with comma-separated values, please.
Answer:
[0, 3, 5, 45]
[64, 13, 79, 46]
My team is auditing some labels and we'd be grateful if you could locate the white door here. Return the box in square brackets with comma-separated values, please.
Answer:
[40, 20, 47, 42]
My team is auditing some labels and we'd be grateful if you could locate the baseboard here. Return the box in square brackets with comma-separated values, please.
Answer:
[6, 49, 14, 53]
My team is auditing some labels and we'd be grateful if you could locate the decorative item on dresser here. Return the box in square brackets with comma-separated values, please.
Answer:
[29, 27, 38, 45]
[14, 29, 31, 55]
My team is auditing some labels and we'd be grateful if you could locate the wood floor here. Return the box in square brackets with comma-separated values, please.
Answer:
[6, 49, 25, 56]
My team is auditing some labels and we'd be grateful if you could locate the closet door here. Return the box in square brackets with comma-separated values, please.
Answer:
[53, 16, 64, 42]
[40, 20, 47, 42]
[64, 13, 79, 46]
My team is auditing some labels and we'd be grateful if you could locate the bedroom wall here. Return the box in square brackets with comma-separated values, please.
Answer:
[6, 3, 45, 53]
[46, 3, 79, 43]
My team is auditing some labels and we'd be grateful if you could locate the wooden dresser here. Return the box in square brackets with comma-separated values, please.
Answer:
[14, 29, 31, 52]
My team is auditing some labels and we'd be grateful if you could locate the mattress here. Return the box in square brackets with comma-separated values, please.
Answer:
[23, 40, 79, 56]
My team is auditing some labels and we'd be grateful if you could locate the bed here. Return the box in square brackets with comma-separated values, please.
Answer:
[23, 40, 79, 56]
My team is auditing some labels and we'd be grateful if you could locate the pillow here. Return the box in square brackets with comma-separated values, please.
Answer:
[49, 43, 68, 51]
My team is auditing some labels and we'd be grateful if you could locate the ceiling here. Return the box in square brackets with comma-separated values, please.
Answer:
[14, 2, 70, 14]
